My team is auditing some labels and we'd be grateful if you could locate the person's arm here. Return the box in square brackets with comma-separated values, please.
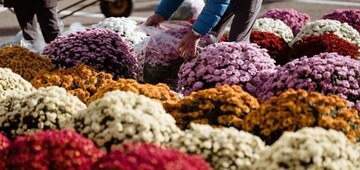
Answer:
[192, 0, 231, 35]
[155, 0, 185, 20]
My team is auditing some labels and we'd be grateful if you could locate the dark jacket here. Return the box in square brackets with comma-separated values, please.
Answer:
[4, 0, 57, 8]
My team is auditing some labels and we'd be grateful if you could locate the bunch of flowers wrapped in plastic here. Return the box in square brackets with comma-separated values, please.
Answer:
[0, 133, 10, 170]
[42, 27, 138, 79]
[0, 45, 54, 81]
[289, 33, 359, 59]
[92, 142, 211, 170]
[0, 86, 86, 140]
[322, 9, 360, 33]
[0, 68, 35, 100]
[243, 89, 360, 144]
[168, 123, 265, 170]
[289, 19, 360, 57]
[250, 31, 291, 65]
[86, 78, 179, 107]
[252, 127, 360, 169]
[259, 8, 311, 35]
[252, 18, 294, 43]
[133, 36, 150, 82]
[30, 64, 114, 103]
[177, 42, 276, 96]
[66, 90, 182, 152]
[4, 130, 104, 170]
[93, 17, 148, 46]
[165, 84, 259, 129]
[256, 53, 360, 110]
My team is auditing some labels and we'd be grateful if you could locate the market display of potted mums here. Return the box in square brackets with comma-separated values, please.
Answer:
[1, 7, 360, 170]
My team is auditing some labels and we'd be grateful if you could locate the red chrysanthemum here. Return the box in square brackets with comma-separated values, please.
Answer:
[289, 33, 359, 60]
[92, 142, 211, 170]
[0, 133, 10, 170]
[250, 31, 291, 65]
[5, 130, 104, 170]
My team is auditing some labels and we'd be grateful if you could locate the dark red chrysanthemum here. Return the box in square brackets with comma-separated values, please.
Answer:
[0, 133, 10, 170]
[5, 130, 104, 170]
[289, 33, 359, 60]
[250, 31, 291, 65]
[92, 142, 211, 170]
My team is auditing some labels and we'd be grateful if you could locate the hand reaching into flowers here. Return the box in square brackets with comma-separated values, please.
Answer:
[145, 13, 165, 27]
[177, 30, 201, 59]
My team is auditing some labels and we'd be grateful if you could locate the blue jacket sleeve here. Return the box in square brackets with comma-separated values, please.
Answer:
[192, 0, 231, 35]
[155, 0, 185, 20]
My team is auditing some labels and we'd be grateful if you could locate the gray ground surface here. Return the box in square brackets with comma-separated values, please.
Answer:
[0, 0, 359, 43]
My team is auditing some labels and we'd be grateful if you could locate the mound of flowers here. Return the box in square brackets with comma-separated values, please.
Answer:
[252, 18, 294, 43]
[289, 19, 360, 58]
[92, 142, 211, 170]
[66, 90, 181, 152]
[322, 9, 360, 33]
[250, 31, 291, 65]
[0, 68, 35, 100]
[93, 17, 147, 46]
[165, 84, 259, 129]
[243, 89, 360, 144]
[86, 78, 179, 107]
[0, 45, 54, 81]
[289, 33, 359, 59]
[259, 8, 311, 35]
[30, 64, 114, 103]
[168, 123, 265, 170]
[4, 130, 104, 170]
[177, 42, 276, 96]
[42, 27, 138, 79]
[252, 127, 360, 169]
[256, 53, 360, 110]
[0, 133, 10, 170]
[0, 86, 86, 140]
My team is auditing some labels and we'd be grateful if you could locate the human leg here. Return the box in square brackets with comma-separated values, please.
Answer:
[13, 5, 38, 41]
[36, 6, 60, 43]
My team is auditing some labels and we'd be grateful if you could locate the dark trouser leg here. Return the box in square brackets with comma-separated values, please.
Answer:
[13, 6, 38, 41]
[35, 7, 60, 43]
[228, 0, 263, 42]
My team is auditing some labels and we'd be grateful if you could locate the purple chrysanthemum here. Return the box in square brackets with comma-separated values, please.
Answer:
[322, 9, 360, 33]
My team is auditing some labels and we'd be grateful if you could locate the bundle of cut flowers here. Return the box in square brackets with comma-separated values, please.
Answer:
[0, 86, 86, 140]
[133, 36, 150, 82]
[30, 64, 114, 103]
[0, 68, 35, 100]
[4, 130, 105, 170]
[93, 17, 148, 46]
[250, 31, 291, 65]
[177, 42, 276, 96]
[0, 133, 10, 170]
[289, 19, 360, 58]
[256, 52, 360, 110]
[259, 8, 311, 35]
[168, 123, 265, 170]
[0, 45, 54, 81]
[289, 32, 359, 60]
[86, 78, 179, 108]
[243, 89, 360, 145]
[165, 84, 259, 130]
[65, 90, 182, 152]
[92, 142, 211, 170]
[170, 0, 205, 21]
[252, 127, 360, 169]
[322, 9, 360, 33]
[42, 27, 138, 79]
[252, 18, 294, 43]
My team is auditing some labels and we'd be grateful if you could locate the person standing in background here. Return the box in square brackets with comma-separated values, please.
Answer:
[145, 0, 263, 58]
[3, 0, 60, 44]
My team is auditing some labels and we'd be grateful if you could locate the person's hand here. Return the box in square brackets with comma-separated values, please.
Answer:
[145, 13, 165, 26]
[177, 30, 201, 60]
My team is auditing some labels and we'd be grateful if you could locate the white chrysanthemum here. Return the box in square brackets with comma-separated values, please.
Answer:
[93, 17, 148, 46]
[0, 68, 35, 100]
[0, 86, 86, 139]
[289, 19, 360, 53]
[168, 123, 265, 170]
[252, 18, 294, 43]
[66, 90, 182, 152]
[252, 127, 360, 170]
